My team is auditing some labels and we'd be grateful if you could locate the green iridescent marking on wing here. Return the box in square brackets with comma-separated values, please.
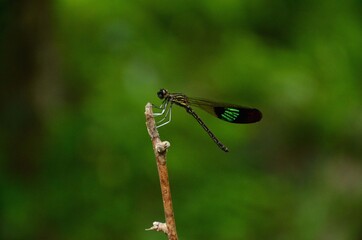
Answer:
[223, 111, 236, 119]
[221, 108, 240, 122]
[227, 108, 239, 112]
[221, 114, 233, 122]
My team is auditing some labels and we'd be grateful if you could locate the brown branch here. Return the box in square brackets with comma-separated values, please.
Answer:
[145, 103, 178, 240]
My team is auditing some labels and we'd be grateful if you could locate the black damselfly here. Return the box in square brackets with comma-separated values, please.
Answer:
[153, 89, 262, 152]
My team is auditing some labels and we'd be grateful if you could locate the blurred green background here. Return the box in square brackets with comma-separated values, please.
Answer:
[1, 0, 362, 239]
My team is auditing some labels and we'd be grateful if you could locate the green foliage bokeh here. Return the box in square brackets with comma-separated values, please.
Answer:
[1, 0, 362, 239]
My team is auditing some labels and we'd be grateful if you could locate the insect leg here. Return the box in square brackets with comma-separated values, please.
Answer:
[156, 104, 173, 128]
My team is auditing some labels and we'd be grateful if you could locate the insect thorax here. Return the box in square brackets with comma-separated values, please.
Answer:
[171, 94, 189, 107]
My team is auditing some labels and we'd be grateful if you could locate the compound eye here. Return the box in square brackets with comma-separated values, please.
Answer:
[157, 89, 167, 99]
[157, 89, 165, 99]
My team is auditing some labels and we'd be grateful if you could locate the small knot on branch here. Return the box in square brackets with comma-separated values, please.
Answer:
[145, 221, 168, 234]
[156, 141, 170, 153]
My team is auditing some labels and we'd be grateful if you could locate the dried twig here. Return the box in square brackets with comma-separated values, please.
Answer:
[145, 103, 178, 240]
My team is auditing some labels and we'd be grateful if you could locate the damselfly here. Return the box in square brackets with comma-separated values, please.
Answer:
[153, 89, 262, 152]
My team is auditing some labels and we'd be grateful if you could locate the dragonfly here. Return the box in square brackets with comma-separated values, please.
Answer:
[153, 89, 262, 152]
